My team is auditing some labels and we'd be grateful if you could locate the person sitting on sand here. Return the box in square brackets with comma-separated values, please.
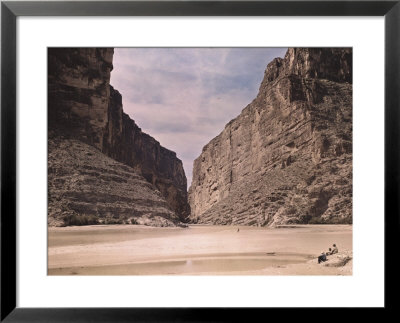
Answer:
[326, 248, 332, 255]
[331, 244, 338, 254]
[318, 252, 327, 264]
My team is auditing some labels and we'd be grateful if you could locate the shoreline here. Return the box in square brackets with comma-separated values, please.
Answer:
[48, 224, 352, 276]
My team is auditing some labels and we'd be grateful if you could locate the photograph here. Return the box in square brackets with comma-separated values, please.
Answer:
[2, 0, 396, 318]
[47, 47, 353, 276]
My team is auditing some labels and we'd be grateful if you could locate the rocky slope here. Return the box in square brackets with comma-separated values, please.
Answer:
[48, 138, 179, 227]
[103, 86, 189, 220]
[48, 48, 189, 225]
[189, 48, 352, 226]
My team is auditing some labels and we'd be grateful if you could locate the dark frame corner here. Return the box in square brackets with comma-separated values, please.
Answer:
[1, 1, 399, 321]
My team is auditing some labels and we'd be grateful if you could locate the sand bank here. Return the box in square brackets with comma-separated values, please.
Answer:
[48, 224, 352, 275]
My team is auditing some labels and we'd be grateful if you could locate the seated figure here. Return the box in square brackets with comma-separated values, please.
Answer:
[318, 252, 327, 264]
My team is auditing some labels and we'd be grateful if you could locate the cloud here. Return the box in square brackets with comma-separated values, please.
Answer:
[110, 47, 287, 186]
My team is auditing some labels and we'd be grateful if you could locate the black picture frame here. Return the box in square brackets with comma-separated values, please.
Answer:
[1, 1, 399, 321]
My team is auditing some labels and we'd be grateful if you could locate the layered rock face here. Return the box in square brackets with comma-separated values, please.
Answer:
[48, 48, 189, 225]
[48, 48, 114, 148]
[103, 87, 189, 220]
[48, 138, 179, 227]
[189, 48, 352, 226]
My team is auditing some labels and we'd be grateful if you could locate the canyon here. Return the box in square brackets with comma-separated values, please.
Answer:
[48, 48, 189, 226]
[48, 47, 352, 228]
[188, 48, 352, 226]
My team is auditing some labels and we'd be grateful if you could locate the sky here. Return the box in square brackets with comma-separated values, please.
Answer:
[110, 47, 288, 188]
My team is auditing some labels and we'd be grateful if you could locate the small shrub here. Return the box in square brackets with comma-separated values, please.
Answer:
[308, 216, 325, 224]
[63, 214, 99, 226]
[344, 216, 353, 224]
[308, 216, 352, 224]
[104, 218, 123, 225]
[299, 214, 312, 223]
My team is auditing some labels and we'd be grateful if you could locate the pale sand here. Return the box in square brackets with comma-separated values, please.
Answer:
[48, 224, 352, 275]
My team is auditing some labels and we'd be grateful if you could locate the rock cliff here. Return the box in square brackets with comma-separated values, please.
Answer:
[48, 48, 114, 148]
[48, 138, 180, 227]
[103, 86, 189, 220]
[189, 48, 352, 226]
[48, 48, 189, 225]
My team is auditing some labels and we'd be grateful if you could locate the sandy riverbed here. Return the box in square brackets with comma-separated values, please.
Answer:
[48, 224, 352, 275]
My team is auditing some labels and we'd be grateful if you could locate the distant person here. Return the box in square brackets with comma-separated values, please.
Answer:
[237, 228, 240, 233]
[326, 248, 332, 255]
[331, 244, 338, 254]
[318, 252, 327, 264]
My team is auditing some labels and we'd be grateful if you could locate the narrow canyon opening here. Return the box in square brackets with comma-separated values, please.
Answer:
[47, 47, 353, 276]
[48, 47, 352, 228]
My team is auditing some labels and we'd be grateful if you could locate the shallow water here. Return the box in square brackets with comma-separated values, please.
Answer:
[49, 252, 313, 275]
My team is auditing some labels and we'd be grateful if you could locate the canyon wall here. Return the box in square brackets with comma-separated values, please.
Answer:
[48, 48, 114, 148]
[48, 138, 180, 227]
[48, 48, 189, 225]
[189, 48, 352, 226]
[103, 86, 190, 219]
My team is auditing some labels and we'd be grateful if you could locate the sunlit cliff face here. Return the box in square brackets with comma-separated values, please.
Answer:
[188, 48, 352, 226]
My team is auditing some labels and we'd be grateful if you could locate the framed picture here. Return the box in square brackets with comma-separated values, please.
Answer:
[1, 0, 398, 321]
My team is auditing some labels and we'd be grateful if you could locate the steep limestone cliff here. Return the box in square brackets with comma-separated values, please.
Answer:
[103, 86, 189, 220]
[189, 48, 352, 226]
[48, 48, 189, 225]
[48, 48, 114, 148]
